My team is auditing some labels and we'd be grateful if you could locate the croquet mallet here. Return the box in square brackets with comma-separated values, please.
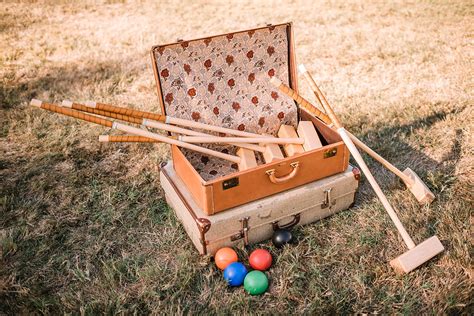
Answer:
[298, 65, 444, 273]
[269, 77, 435, 205]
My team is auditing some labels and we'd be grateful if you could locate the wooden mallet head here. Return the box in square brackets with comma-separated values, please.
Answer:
[390, 236, 444, 274]
[402, 168, 435, 204]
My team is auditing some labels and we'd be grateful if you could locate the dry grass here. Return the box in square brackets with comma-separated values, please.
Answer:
[1, 0, 473, 314]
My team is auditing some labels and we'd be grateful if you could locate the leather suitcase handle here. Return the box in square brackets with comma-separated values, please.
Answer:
[272, 213, 300, 231]
[266, 161, 300, 184]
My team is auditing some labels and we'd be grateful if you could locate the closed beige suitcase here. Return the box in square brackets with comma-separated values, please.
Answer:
[160, 161, 360, 255]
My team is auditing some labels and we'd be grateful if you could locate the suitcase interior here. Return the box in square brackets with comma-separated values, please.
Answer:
[151, 23, 299, 181]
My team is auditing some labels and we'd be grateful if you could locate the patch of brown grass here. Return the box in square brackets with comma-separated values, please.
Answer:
[1, 1, 473, 314]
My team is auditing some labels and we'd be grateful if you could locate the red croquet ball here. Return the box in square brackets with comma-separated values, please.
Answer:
[249, 249, 272, 271]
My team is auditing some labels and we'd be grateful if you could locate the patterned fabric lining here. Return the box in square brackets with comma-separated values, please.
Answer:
[181, 145, 265, 181]
[153, 24, 297, 181]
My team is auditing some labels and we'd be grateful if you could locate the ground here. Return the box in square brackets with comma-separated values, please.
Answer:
[1, 0, 473, 314]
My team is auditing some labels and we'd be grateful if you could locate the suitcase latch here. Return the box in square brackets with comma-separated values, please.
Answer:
[223, 177, 239, 190]
[323, 148, 337, 158]
[322, 188, 336, 209]
[230, 216, 250, 245]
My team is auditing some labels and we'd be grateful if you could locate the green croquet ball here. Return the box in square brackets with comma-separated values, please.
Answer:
[243, 270, 268, 295]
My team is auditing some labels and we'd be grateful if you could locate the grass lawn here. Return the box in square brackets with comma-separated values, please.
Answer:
[1, 1, 472, 314]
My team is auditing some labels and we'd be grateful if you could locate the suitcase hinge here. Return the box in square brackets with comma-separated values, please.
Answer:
[230, 216, 250, 245]
[322, 188, 336, 209]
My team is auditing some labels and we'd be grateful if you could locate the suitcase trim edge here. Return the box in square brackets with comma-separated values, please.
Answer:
[161, 161, 212, 254]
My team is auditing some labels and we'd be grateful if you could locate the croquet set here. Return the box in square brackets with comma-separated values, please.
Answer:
[31, 23, 444, 276]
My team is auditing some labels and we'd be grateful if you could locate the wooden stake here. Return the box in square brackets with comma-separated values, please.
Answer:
[99, 135, 158, 143]
[277, 125, 305, 156]
[297, 121, 323, 151]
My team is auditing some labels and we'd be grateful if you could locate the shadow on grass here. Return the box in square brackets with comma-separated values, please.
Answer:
[1, 142, 170, 314]
[352, 106, 464, 195]
[1, 58, 469, 313]
[1, 57, 138, 110]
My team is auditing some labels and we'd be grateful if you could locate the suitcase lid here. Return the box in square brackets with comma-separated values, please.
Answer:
[151, 23, 298, 136]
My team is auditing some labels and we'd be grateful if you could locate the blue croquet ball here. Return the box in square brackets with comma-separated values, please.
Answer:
[223, 262, 247, 286]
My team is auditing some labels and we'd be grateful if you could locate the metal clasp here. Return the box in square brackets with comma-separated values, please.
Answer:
[230, 217, 250, 245]
[322, 188, 336, 209]
[323, 148, 337, 158]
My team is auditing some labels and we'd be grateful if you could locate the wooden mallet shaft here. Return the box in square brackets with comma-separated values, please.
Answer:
[99, 135, 158, 143]
[30, 99, 240, 164]
[62, 101, 265, 153]
[177, 135, 304, 145]
[270, 77, 333, 126]
[61, 101, 144, 124]
[83, 100, 165, 122]
[83, 101, 269, 139]
[298, 65, 416, 249]
[269, 77, 435, 204]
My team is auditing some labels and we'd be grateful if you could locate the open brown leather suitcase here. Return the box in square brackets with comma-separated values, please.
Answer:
[160, 161, 360, 255]
[151, 23, 349, 215]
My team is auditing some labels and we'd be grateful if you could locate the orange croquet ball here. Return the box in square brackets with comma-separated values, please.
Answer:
[215, 247, 238, 270]
[249, 249, 272, 271]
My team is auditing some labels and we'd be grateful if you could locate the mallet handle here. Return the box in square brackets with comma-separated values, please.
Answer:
[31, 99, 241, 164]
[338, 129, 415, 249]
[298, 65, 343, 129]
[65, 101, 265, 153]
[32, 100, 113, 128]
[271, 76, 413, 185]
[85, 101, 166, 122]
[143, 118, 265, 153]
[298, 66, 416, 249]
[112, 122, 241, 163]
[62, 101, 143, 124]
[166, 116, 270, 138]
[178, 136, 305, 145]
[99, 135, 158, 143]
[82, 101, 269, 139]
[348, 134, 412, 184]
[270, 77, 333, 126]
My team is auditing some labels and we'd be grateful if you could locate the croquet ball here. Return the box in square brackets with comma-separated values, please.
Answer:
[244, 270, 269, 295]
[215, 247, 238, 270]
[223, 262, 247, 287]
[249, 249, 272, 271]
[272, 229, 294, 248]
